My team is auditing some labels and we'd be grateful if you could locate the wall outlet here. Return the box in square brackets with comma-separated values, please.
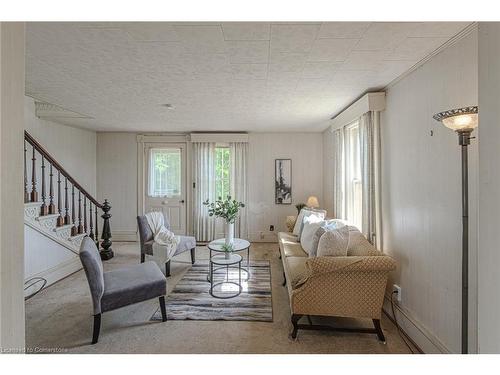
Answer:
[393, 284, 402, 302]
[269, 225, 274, 231]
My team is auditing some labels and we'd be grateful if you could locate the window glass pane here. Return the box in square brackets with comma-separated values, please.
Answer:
[148, 148, 181, 197]
[215, 147, 231, 199]
[345, 122, 362, 230]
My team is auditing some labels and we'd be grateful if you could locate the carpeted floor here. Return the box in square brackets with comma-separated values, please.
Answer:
[25, 242, 415, 354]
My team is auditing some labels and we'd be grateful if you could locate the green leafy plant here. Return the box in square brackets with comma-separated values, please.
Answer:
[295, 203, 306, 214]
[203, 195, 245, 224]
[221, 243, 234, 253]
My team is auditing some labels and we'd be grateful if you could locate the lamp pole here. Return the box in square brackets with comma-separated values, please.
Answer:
[458, 129, 472, 354]
[433, 106, 477, 354]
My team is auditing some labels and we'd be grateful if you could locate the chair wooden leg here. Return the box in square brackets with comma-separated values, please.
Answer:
[291, 314, 302, 339]
[140, 253, 145, 263]
[92, 314, 101, 344]
[165, 260, 171, 277]
[190, 248, 196, 264]
[373, 319, 386, 343]
[159, 296, 167, 322]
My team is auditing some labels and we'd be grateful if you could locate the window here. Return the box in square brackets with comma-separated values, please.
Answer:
[345, 121, 362, 230]
[215, 147, 231, 199]
[148, 148, 181, 197]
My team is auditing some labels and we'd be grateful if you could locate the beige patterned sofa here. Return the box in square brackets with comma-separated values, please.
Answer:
[278, 227, 396, 341]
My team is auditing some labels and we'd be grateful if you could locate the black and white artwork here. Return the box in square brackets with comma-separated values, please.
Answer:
[275, 159, 292, 204]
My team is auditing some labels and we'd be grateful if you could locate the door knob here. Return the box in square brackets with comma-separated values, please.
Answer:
[179, 200, 185, 203]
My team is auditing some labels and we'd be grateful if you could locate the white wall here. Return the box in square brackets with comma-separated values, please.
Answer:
[381, 30, 478, 353]
[0, 22, 26, 350]
[96, 132, 324, 243]
[96, 132, 138, 240]
[247, 133, 324, 242]
[24, 96, 97, 196]
[477, 22, 500, 354]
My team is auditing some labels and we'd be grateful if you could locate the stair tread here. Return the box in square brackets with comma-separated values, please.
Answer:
[53, 224, 74, 232]
[36, 213, 61, 221]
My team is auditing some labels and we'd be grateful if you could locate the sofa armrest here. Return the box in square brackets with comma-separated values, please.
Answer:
[306, 255, 396, 276]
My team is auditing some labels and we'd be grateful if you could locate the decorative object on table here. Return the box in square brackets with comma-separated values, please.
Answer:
[209, 253, 243, 299]
[207, 238, 251, 282]
[204, 195, 245, 246]
[221, 242, 234, 259]
[285, 215, 297, 232]
[295, 202, 306, 214]
[433, 105, 478, 354]
[150, 260, 272, 322]
[275, 159, 292, 204]
[137, 214, 196, 277]
[306, 196, 320, 208]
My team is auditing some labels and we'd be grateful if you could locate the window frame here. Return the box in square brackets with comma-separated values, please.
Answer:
[344, 120, 362, 230]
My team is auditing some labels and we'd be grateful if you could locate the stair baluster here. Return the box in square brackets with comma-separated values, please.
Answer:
[99, 199, 113, 260]
[77, 191, 83, 234]
[56, 171, 64, 226]
[95, 208, 99, 248]
[89, 203, 94, 240]
[24, 140, 29, 203]
[64, 177, 70, 225]
[40, 156, 47, 215]
[48, 164, 55, 214]
[30, 145, 38, 202]
[83, 196, 88, 233]
[71, 185, 77, 236]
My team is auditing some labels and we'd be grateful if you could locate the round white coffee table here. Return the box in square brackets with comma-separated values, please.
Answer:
[207, 238, 251, 282]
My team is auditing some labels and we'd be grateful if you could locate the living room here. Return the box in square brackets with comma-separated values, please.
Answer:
[2, 0, 500, 371]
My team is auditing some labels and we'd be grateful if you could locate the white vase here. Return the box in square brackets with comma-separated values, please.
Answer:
[225, 221, 234, 246]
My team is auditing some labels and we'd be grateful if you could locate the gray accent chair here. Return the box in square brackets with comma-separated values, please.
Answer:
[79, 237, 167, 344]
[137, 215, 196, 277]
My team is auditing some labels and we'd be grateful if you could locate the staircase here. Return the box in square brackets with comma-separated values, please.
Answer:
[24, 131, 113, 289]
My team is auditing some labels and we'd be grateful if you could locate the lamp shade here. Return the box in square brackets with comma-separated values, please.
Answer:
[306, 196, 319, 208]
[433, 106, 478, 131]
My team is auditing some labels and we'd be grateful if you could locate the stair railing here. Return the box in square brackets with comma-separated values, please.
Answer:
[24, 131, 114, 260]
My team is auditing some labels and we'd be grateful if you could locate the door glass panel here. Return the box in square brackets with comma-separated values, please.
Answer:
[148, 148, 181, 197]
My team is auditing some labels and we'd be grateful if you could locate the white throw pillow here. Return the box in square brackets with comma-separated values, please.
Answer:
[292, 208, 326, 236]
[300, 215, 325, 255]
[317, 225, 350, 257]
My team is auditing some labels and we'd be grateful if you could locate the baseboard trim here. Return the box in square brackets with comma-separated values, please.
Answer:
[382, 294, 452, 354]
[112, 230, 137, 242]
[24, 257, 82, 297]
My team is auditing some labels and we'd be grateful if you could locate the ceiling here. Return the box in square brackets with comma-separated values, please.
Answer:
[25, 22, 471, 132]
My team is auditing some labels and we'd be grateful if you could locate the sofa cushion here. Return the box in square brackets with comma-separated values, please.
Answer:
[300, 215, 325, 255]
[279, 232, 307, 257]
[292, 208, 327, 236]
[317, 225, 349, 257]
[347, 227, 379, 256]
[285, 257, 309, 289]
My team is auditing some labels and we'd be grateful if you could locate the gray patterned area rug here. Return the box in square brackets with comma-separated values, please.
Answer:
[151, 260, 273, 322]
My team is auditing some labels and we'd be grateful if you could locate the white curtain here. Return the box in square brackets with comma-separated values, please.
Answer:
[192, 142, 216, 242]
[359, 111, 382, 249]
[230, 142, 248, 238]
[332, 127, 345, 220]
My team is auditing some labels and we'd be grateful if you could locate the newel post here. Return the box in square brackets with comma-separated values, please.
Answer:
[99, 199, 114, 260]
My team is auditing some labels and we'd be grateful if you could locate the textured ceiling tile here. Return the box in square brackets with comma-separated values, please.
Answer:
[225, 40, 269, 63]
[270, 24, 321, 53]
[222, 22, 271, 40]
[308, 38, 359, 62]
[407, 22, 471, 38]
[386, 37, 449, 61]
[301, 62, 342, 79]
[174, 25, 225, 53]
[121, 23, 180, 42]
[339, 50, 387, 71]
[230, 64, 268, 80]
[317, 22, 371, 39]
[269, 51, 308, 64]
[354, 22, 418, 51]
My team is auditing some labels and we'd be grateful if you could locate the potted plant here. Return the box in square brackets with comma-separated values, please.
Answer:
[204, 195, 245, 246]
[221, 243, 234, 259]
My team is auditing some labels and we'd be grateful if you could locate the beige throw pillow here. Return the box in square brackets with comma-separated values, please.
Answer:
[292, 208, 327, 236]
[317, 225, 349, 257]
[300, 215, 325, 255]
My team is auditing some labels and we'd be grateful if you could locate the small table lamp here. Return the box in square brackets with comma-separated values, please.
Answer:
[306, 196, 319, 208]
[433, 105, 478, 354]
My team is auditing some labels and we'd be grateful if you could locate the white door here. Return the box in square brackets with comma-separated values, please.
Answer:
[144, 144, 186, 235]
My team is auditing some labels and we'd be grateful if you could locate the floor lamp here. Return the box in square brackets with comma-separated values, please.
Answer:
[433, 106, 478, 354]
